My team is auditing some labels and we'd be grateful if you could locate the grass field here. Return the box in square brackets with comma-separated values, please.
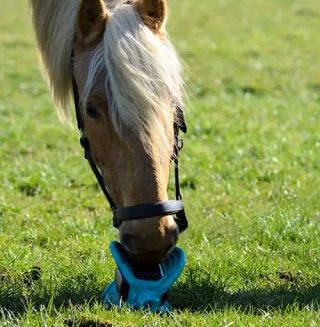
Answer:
[1, 0, 320, 325]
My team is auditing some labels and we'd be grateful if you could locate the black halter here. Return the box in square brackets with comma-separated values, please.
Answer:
[71, 58, 188, 233]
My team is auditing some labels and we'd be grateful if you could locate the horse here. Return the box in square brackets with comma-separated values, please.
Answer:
[30, 0, 186, 263]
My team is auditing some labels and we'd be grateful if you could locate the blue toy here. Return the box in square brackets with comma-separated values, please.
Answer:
[102, 241, 186, 313]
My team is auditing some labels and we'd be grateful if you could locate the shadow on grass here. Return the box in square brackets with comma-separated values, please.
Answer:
[171, 268, 320, 313]
[1, 268, 320, 316]
[0, 271, 103, 316]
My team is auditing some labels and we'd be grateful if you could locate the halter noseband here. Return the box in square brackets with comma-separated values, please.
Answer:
[71, 56, 188, 233]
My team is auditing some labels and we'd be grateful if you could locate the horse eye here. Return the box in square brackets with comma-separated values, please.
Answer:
[86, 104, 100, 119]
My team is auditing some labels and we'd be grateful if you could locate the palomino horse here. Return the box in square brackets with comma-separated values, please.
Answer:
[30, 0, 186, 263]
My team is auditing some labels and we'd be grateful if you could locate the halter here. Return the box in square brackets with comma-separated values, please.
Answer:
[71, 56, 188, 233]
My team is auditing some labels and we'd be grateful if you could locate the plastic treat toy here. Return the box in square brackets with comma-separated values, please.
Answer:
[102, 241, 186, 313]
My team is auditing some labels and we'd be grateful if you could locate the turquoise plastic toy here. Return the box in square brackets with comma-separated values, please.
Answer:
[102, 241, 186, 313]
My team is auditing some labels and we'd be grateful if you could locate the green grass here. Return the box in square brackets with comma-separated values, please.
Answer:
[1, 0, 320, 325]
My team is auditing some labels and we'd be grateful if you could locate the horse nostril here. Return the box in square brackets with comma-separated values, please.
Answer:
[120, 234, 136, 252]
[165, 241, 174, 253]
[121, 233, 133, 249]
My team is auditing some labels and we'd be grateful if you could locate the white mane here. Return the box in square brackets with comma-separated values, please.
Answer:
[31, 0, 184, 152]
[84, 5, 184, 151]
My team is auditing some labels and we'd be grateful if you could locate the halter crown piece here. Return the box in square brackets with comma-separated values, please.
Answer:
[71, 49, 188, 312]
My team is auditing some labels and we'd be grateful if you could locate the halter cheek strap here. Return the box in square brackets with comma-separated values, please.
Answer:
[71, 55, 188, 233]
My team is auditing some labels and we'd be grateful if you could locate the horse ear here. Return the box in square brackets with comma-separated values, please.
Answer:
[135, 0, 168, 32]
[77, 0, 110, 45]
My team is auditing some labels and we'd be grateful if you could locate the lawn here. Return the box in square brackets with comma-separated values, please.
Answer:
[1, 0, 320, 326]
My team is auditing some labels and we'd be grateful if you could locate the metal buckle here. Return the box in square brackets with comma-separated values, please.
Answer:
[178, 138, 184, 152]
